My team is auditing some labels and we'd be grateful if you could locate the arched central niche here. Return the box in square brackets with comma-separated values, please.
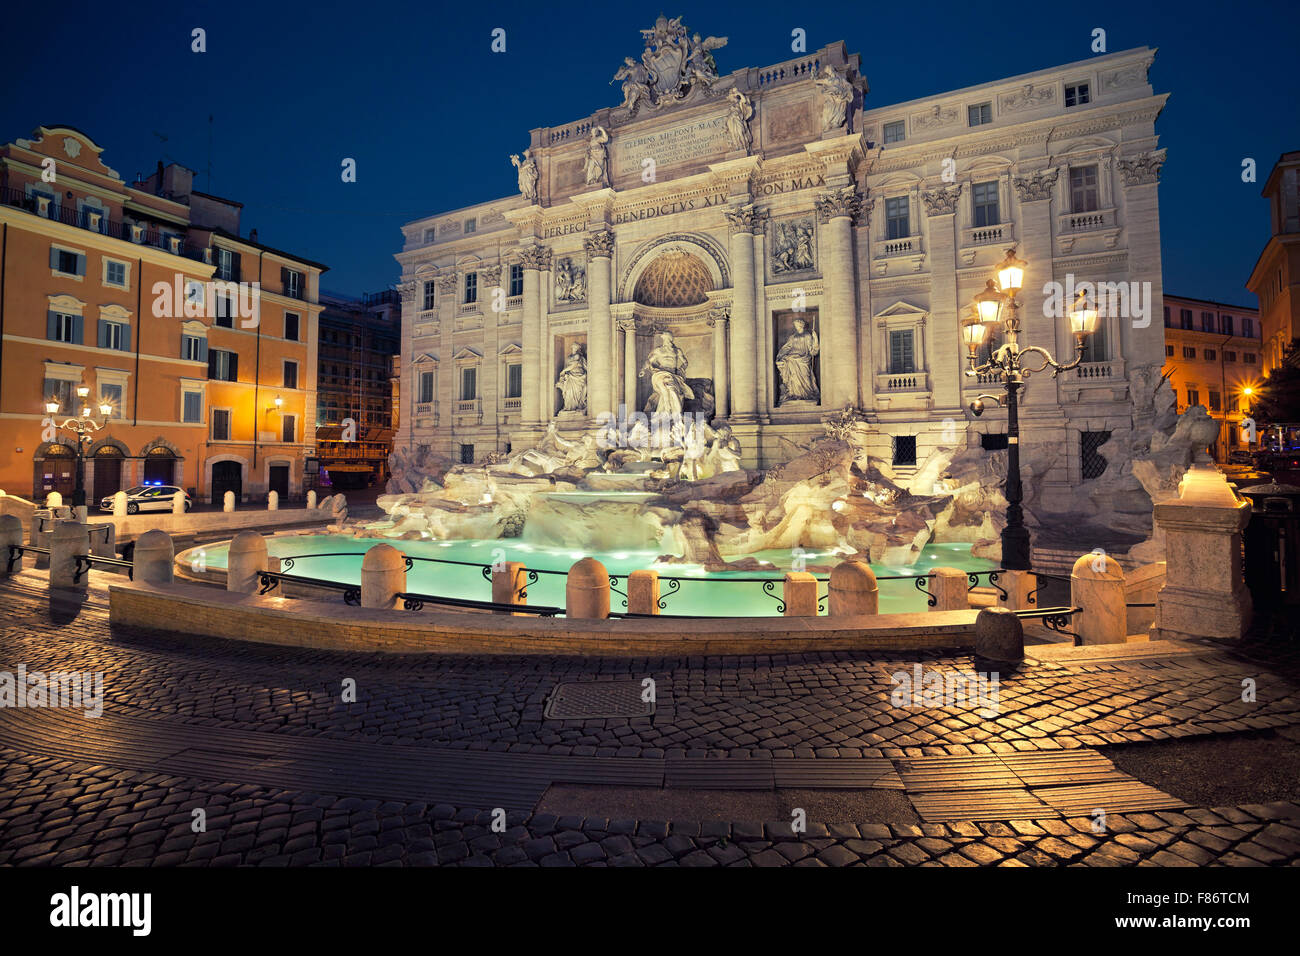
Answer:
[633, 249, 713, 308]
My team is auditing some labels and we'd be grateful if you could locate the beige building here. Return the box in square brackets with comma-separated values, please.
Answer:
[1161, 294, 1261, 459]
[395, 22, 1168, 517]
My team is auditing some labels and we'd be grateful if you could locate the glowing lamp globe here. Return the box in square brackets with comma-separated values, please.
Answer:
[995, 248, 1027, 295]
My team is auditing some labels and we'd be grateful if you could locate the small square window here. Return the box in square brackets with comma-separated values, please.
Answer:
[105, 260, 127, 288]
[464, 218, 477, 234]
[892, 435, 917, 467]
[1165, 344, 1174, 357]
[882, 120, 905, 144]
[1183, 346, 1196, 359]
[1064, 83, 1090, 108]
[968, 103, 992, 126]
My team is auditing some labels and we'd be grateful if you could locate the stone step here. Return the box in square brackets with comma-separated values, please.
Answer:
[1126, 632, 1151, 643]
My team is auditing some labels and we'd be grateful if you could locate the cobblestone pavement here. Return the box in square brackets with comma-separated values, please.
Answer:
[2, 572, 1300, 866]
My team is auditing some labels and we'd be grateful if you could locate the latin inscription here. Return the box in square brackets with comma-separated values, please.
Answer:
[612, 116, 731, 178]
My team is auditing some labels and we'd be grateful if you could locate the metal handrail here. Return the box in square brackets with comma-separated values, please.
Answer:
[72, 553, 134, 584]
[395, 591, 562, 616]
[7, 543, 48, 572]
[1014, 605, 1083, 642]
[257, 569, 360, 605]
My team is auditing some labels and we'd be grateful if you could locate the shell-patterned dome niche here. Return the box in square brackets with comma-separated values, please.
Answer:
[633, 250, 713, 308]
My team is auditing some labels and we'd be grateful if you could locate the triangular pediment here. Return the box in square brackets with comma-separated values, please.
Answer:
[874, 300, 928, 319]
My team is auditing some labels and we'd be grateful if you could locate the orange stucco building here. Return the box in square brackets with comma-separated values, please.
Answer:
[0, 125, 326, 504]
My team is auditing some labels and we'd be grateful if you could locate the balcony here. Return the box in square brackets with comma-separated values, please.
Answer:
[872, 234, 925, 275]
[960, 222, 1013, 248]
[1, 187, 209, 262]
[876, 371, 930, 393]
[1056, 207, 1121, 252]
[503, 397, 522, 412]
[414, 400, 439, 426]
[458, 300, 480, 315]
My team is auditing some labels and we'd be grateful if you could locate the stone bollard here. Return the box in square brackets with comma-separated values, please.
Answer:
[828, 561, 878, 616]
[0, 514, 22, 578]
[267, 490, 279, 511]
[50, 521, 90, 590]
[361, 543, 406, 610]
[975, 606, 1024, 665]
[1071, 551, 1126, 645]
[46, 491, 63, 509]
[134, 529, 175, 585]
[783, 571, 819, 617]
[627, 569, 661, 616]
[995, 568, 1036, 611]
[307, 490, 317, 510]
[929, 566, 970, 611]
[226, 531, 268, 594]
[566, 557, 610, 620]
[89, 523, 117, 559]
[223, 490, 236, 513]
[1153, 465, 1253, 642]
[113, 491, 128, 517]
[172, 491, 185, 515]
[491, 560, 527, 614]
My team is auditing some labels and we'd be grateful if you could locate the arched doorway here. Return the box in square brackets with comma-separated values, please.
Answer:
[33, 442, 75, 500]
[92, 444, 126, 501]
[142, 444, 177, 485]
[210, 460, 243, 504]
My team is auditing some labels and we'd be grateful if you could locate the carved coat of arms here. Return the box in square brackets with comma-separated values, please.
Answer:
[612, 16, 728, 114]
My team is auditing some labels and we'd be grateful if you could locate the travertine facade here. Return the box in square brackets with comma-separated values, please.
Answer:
[395, 22, 1168, 517]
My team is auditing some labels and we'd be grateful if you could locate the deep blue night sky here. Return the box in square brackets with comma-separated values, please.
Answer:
[4, 0, 1296, 306]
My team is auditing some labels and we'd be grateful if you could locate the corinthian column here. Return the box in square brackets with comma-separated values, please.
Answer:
[584, 229, 616, 419]
[726, 205, 761, 420]
[519, 245, 550, 425]
[815, 186, 862, 409]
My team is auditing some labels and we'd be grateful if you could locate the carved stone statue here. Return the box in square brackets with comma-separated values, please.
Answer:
[584, 127, 610, 187]
[554, 258, 587, 303]
[612, 57, 653, 114]
[705, 423, 742, 475]
[556, 343, 588, 412]
[775, 317, 820, 404]
[726, 88, 754, 153]
[815, 65, 853, 131]
[510, 150, 538, 204]
[639, 330, 694, 416]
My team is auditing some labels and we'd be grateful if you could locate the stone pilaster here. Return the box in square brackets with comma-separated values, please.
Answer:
[922, 184, 962, 413]
[619, 317, 638, 413]
[709, 308, 730, 419]
[519, 245, 549, 425]
[1118, 150, 1167, 369]
[584, 229, 615, 419]
[726, 205, 761, 420]
[815, 187, 863, 409]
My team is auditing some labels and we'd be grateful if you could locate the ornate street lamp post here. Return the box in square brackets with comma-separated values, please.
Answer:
[961, 248, 1099, 570]
[45, 385, 114, 520]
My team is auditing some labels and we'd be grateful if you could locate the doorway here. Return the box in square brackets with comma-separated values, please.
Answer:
[211, 460, 243, 504]
[269, 464, 289, 499]
[93, 448, 125, 500]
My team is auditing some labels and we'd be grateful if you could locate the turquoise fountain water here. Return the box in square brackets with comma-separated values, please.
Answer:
[190, 535, 994, 616]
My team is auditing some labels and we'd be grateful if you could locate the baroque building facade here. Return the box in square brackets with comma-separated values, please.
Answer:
[395, 22, 1168, 517]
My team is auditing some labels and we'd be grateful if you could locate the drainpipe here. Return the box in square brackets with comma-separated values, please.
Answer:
[252, 250, 264, 482]
[0, 224, 7, 403]
[132, 256, 143, 426]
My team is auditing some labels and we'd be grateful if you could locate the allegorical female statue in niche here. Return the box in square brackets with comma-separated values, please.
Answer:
[639, 330, 694, 416]
[775, 316, 820, 404]
[556, 343, 588, 412]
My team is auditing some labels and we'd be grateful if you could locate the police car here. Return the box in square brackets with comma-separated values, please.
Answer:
[99, 483, 192, 514]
